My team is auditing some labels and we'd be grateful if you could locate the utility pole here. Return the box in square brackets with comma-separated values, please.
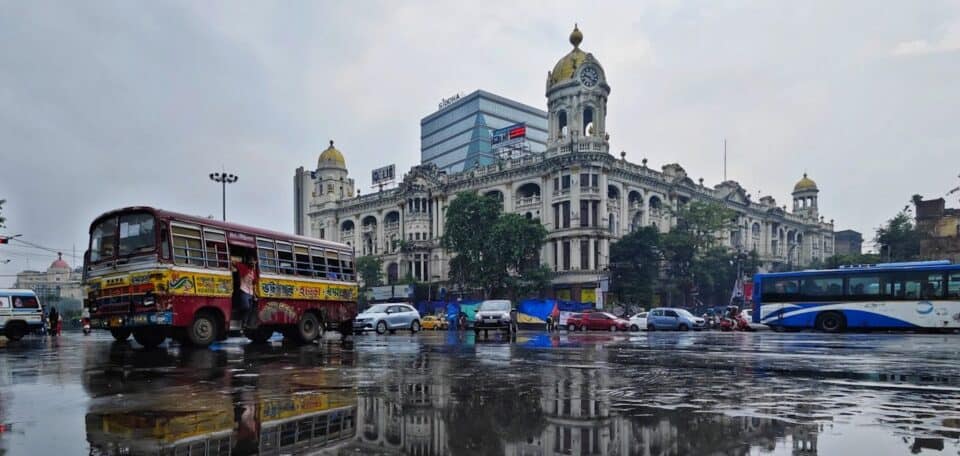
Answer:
[209, 171, 238, 221]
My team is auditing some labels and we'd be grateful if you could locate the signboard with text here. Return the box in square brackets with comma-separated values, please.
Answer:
[371, 164, 396, 187]
[491, 123, 527, 149]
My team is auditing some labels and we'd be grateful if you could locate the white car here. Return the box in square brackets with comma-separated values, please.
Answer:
[474, 300, 517, 335]
[353, 303, 422, 335]
[628, 312, 648, 332]
[741, 308, 769, 331]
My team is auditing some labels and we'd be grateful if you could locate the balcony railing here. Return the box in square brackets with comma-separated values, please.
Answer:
[362, 224, 376, 233]
[340, 230, 354, 240]
[515, 195, 541, 208]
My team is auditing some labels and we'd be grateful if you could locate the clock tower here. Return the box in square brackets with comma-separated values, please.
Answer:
[545, 24, 611, 153]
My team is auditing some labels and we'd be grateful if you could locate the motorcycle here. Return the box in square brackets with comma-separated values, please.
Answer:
[82, 318, 92, 335]
[719, 306, 752, 332]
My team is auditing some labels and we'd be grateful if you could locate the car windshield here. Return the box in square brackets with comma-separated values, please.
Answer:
[677, 309, 695, 318]
[89, 217, 117, 263]
[118, 213, 156, 256]
[480, 301, 510, 311]
[635, 312, 647, 318]
[363, 304, 390, 314]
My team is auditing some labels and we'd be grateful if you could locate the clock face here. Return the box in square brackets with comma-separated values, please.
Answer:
[580, 65, 599, 88]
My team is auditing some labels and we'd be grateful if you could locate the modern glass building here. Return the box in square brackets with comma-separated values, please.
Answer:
[420, 90, 548, 174]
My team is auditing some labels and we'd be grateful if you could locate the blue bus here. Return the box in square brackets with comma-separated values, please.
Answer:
[752, 261, 960, 331]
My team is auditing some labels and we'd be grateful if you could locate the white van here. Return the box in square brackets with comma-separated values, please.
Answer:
[0, 289, 45, 341]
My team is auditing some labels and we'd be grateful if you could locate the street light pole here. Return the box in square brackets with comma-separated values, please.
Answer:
[209, 172, 238, 221]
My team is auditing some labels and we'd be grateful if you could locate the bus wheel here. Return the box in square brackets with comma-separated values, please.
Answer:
[4, 322, 25, 341]
[816, 311, 846, 333]
[188, 312, 220, 347]
[244, 327, 273, 344]
[110, 328, 131, 342]
[296, 313, 321, 343]
[133, 328, 165, 349]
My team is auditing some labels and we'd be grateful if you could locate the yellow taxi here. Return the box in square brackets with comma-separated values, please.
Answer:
[420, 315, 449, 331]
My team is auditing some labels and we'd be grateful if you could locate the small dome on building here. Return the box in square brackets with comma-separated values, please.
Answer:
[547, 25, 591, 88]
[793, 173, 818, 192]
[49, 253, 70, 271]
[318, 140, 346, 169]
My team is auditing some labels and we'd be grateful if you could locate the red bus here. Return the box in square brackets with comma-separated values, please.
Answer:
[83, 206, 358, 348]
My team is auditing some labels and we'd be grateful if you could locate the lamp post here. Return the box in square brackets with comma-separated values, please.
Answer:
[209, 172, 238, 221]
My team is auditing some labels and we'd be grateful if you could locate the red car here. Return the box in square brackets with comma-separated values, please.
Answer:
[566, 312, 630, 332]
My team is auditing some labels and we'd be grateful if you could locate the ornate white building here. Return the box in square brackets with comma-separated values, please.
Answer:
[293, 26, 835, 301]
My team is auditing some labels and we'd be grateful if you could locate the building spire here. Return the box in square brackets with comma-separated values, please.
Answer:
[570, 24, 582, 48]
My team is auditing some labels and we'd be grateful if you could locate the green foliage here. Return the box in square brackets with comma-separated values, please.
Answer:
[442, 192, 549, 298]
[661, 201, 737, 306]
[356, 256, 383, 289]
[609, 227, 661, 307]
[669, 200, 736, 250]
[824, 253, 881, 269]
[875, 210, 920, 261]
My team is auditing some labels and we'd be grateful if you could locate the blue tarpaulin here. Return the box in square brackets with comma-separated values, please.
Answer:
[415, 299, 594, 324]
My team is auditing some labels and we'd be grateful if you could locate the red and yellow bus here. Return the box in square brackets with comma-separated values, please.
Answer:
[84, 206, 358, 347]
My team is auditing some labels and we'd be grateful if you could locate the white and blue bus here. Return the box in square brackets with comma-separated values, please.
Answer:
[752, 261, 960, 332]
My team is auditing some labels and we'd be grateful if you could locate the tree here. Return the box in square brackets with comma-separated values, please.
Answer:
[356, 256, 383, 288]
[442, 192, 549, 298]
[609, 226, 661, 308]
[875, 210, 920, 262]
[661, 201, 736, 306]
[824, 253, 880, 269]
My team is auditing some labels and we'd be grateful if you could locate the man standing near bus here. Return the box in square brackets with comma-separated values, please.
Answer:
[231, 256, 259, 329]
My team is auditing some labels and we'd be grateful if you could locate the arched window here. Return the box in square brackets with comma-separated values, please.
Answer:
[558, 110, 568, 138]
[583, 106, 594, 136]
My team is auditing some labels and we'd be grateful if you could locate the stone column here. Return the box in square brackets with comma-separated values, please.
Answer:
[376, 212, 384, 254]
[570, 167, 581, 228]
[620, 184, 629, 236]
[599, 171, 608, 231]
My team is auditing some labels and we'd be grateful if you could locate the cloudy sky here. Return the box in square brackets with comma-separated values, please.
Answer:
[1, 1, 958, 284]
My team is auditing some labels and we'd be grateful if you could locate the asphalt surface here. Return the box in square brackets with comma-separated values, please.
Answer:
[1, 329, 960, 455]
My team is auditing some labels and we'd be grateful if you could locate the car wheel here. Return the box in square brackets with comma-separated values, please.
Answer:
[567, 324, 576, 332]
[647, 324, 655, 331]
[679, 324, 689, 331]
[376, 321, 387, 335]
[133, 328, 165, 349]
[110, 328, 132, 342]
[188, 311, 220, 347]
[295, 313, 321, 343]
[4, 322, 26, 341]
[630, 324, 639, 332]
[411, 320, 421, 333]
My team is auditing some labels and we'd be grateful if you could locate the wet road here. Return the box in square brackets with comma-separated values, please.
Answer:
[2, 331, 960, 455]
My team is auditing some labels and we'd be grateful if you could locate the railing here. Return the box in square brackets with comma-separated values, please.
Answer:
[552, 188, 571, 198]
[384, 221, 400, 232]
[340, 230, 354, 240]
[362, 224, 376, 233]
[406, 212, 431, 222]
[515, 195, 541, 208]
[581, 186, 601, 196]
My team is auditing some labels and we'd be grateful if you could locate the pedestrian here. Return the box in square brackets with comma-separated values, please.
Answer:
[48, 306, 60, 336]
[231, 256, 259, 329]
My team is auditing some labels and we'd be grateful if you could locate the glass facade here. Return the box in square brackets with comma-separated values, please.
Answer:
[421, 90, 548, 174]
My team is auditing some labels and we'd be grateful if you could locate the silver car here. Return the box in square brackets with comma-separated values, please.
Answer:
[353, 303, 422, 335]
[647, 307, 706, 331]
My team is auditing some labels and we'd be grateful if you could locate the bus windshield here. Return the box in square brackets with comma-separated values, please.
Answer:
[90, 213, 156, 262]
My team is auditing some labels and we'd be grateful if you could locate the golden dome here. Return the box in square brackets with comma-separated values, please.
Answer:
[793, 173, 818, 192]
[318, 140, 346, 168]
[548, 24, 589, 87]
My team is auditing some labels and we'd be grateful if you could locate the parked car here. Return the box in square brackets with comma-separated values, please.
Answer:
[474, 300, 517, 335]
[646, 308, 706, 331]
[0, 289, 45, 341]
[567, 312, 630, 332]
[421, 315, 449, 331]
[740, 308, 768, 331]
[353, 303, 422, 335]
[628, 312, 648, 331]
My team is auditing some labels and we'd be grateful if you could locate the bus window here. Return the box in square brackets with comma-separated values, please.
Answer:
[922, 274, 945, 299]
[761, 278, 799, 303]
[172, 225, 205, 266]
[310, 248, 327, 278]
[118, 214, 156, 256]
[257, 239, 278, 274]
[203, 230, 229, 269]
[848, 275, 880, 299]
[800, 276, 843, 300]
[949, 273, 960, 298]
[340, 253, 354, 281]
[276, 242, 295, 275]
[90, 217, 117, 262]
[294, 245, 312, 276]
[326, 251, 341, 279]
[12, 296, 39, 308]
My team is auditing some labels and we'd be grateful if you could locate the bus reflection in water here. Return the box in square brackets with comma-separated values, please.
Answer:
[83, 206, 358, 348]
[85, 391, 358, 455]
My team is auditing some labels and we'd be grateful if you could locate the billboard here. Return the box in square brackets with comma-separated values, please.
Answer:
[491, 123, 527, 148]
[371, 164, 395, 187]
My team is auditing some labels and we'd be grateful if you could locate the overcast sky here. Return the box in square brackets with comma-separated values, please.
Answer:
[1, 1, 958, 284]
